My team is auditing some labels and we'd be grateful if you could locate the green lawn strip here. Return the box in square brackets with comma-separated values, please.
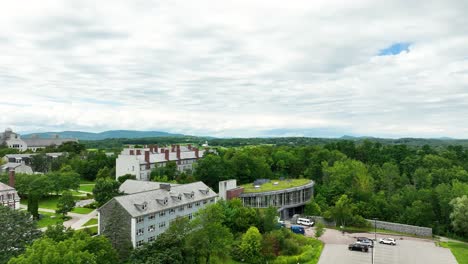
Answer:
[241, 179, 311, 193]
[444, 242, 468, 263]
[36, 211, 69, 228]
[71, 207, 94, 214]
[79, 179, 95, 184]
[83, 218, 98, 227]
[82, 226, 98, 235]
[79, 184, 95, 193]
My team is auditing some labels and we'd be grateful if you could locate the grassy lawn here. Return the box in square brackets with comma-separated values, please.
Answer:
[20, 196, 61, 210]
[439, 241, 468, 263]
[36, 211, 69, 228]
[241, 178, 312, 193]
[83, 218, 98, 227]
[82, 226, 98, 235]
[79, 179, 95, 184]
[79, 184, 95, 193]
[71, 207, 94, 214]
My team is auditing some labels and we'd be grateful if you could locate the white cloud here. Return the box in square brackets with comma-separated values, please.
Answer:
[0, 0, 467, 137]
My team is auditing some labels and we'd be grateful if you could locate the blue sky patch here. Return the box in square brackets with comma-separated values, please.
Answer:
[378, 42, 411, 56]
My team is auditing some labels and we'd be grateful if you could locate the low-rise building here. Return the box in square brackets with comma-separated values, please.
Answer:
[0, 163, 33, 175]
[115, 144, 205, 181]
[0, 128, 77, 152]
[2, 152, 65, 166]
[219, 179, 314, 220]
[0, 171, 20, 209]
[98, 180, 217, 248]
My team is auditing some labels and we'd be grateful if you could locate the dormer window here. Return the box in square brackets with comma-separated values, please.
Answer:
[134, 202, 148, 211]
[199, 188, 210, 195]
[156, 197, 168, 206]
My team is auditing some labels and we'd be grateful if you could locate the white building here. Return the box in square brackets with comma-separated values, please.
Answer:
[0, 171, 20, 209]
[0, 128, 77, 152]
[115, 145, 205, 181]
[0, 163, 33, 175]
[98, 180, 217, 248]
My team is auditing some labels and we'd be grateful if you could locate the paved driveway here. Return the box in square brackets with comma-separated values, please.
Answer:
[316, 229, 458, 264]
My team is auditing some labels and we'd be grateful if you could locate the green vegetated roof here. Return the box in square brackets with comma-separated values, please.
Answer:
[241, 178, 312, 193]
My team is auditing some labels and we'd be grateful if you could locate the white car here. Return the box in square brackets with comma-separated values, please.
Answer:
[379, 238, 397, 245]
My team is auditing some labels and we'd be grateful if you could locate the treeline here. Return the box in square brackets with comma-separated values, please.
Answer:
[79, 135, 468, 149]
[193, 141, 468, 239]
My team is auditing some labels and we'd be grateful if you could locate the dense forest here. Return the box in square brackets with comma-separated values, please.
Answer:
[193, 140, 468, 239]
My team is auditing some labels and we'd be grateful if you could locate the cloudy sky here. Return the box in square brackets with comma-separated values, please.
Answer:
[1, 0, 467, 138]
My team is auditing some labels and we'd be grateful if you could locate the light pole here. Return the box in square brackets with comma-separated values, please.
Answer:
[372, 218, 377, 264]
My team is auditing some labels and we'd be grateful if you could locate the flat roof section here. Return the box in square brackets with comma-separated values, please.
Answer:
[240, 178, 312, 193]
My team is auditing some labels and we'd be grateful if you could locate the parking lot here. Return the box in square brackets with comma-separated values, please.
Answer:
[314, 229, 458, 264]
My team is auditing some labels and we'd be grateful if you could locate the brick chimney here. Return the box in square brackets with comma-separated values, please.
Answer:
[165, 149, 170, 161]
[194, 148, 199, 159]
[154, 144, 159, 153]
[130, 150, 135, 155]
[188, 144, 192, 150]
[136, 149, 141, 155]
[171, 144, 175, 152]
[9, 169, 15, 188]
[145, 151, 150, 169]
[176, 145, 181, 159]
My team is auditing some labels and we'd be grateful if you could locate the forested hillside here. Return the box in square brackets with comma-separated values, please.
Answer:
[194, 141, 468, 239]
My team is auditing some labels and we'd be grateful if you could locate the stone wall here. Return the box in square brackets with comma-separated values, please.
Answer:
[366, 219, 432, 237]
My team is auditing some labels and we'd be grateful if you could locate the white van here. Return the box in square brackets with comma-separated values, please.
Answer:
[297, 217, 314, 227]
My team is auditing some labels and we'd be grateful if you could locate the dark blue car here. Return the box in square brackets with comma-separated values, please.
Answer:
[290, 225, 305, 235]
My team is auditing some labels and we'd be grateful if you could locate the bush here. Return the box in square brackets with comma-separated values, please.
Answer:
[315, 223, 326, 238]
[350, 215, 370, 228]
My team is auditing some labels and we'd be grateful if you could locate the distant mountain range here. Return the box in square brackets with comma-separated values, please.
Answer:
[22, 130, 186, 140]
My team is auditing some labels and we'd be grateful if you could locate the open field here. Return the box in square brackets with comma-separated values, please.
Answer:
[36, 211, 68, 228]
[71, 207, 94, 214]
[241, 178, 311, 193]
[21, 196, 60, 210]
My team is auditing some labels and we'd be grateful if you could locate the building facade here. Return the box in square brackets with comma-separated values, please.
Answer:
[115, 145, 205, 181]
[219, 179, 314, 220]
[98, 181, 217, 248]
[0, 171, 20, 209]
[0, 128, 77, 152]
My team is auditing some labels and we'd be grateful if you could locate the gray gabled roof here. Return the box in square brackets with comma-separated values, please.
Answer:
[119, 179, 179, 194]
[0, 182, 15, 192]
[1, 163, 22, 169]
[111, 181, 217, 217]
[22, 138, 77, 147]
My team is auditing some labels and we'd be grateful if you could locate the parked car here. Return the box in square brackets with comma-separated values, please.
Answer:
[356, 237, 374, 247]
[379, 238, 397, 245]
[297, 217, 314, 227]
[290, 225, 305, 235]
[348, 243, 369, 252]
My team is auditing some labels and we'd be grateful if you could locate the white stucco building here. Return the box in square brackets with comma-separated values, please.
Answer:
[115, 145, 205, 181]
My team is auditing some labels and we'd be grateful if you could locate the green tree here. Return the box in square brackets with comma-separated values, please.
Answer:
[30, 153, 49, 172]
[56, 191, 75, 217]
[96, 166, 111, 179]
[188, 204, 234, 263]
[194, 154, 229, 191]
[450, 195, 468, 237]
[331, 194, 355, 228]
[239, 226, 263, 264]
[304, 199, 322, 216]
[0, 206, 41, 264]
[93, 178, 121, 207]
[43, 224, 74, 242]
[117, 174, 136, 184]
[8, 231, 118, 264]
[315, 222, 326, 238]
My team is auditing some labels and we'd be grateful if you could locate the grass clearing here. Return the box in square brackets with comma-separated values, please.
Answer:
[79, 184, 95, 193]
[71, 207, 94, 214]
[439, 241, 468, 263]
[36, 211, 69, 228]
[21, 196, 60, 210]
[82, 226, 98, 235]
[83, 218, 98, 227]
[241, 179, 312, 193]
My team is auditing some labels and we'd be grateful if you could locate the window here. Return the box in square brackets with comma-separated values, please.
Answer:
[148, 213, 156, 220]
[159, 221, 166, 228]
[159, 210, 166, 217]
[188, 213, 193, 220]
[148, 225, 156, 232]
[203, 200, 208, 204]
[210, 198, 215, 203]
[136, 240, 144, 247]
[178, 206, 184, 212]
[169, 208, 175, 215]
[136, 228, 144, 236]
[195, 202, 200, 206]
[148, 236, 155, 242]
[187, 203, 192, 209]
[136, 217, 144, 224]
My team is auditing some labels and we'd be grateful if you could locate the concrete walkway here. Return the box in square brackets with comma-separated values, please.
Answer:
[20, 204, 97, 230]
